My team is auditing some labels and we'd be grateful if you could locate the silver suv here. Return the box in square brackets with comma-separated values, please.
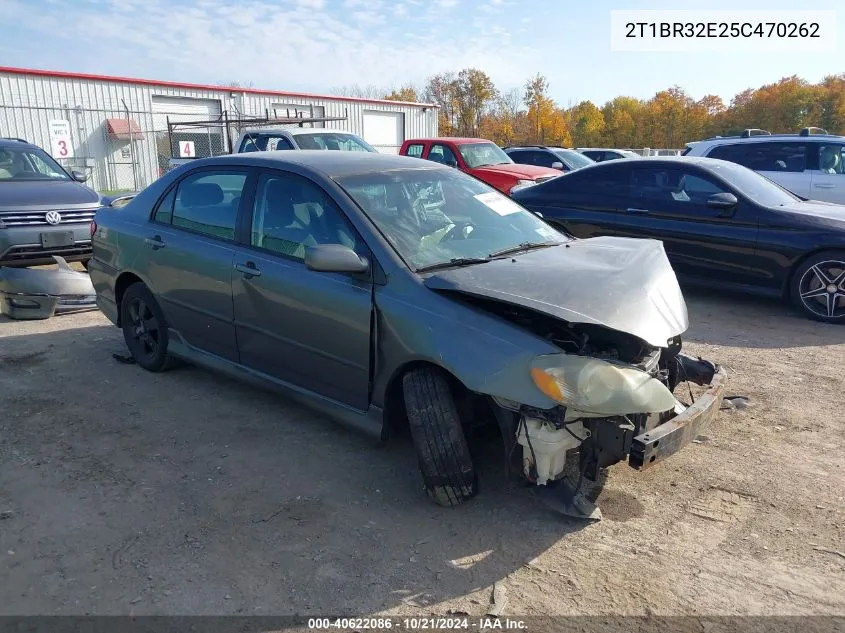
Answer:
[683, 127, 845, 205]
[0, 138, 99, 267]
[233, 128, 377, 153]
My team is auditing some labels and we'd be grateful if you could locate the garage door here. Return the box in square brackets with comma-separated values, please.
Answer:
[363, 111, 404, 154]
[152, 96, 223, 159]
[151, 96, 222, 119]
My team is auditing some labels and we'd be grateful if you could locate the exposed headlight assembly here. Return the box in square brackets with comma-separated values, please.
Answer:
[530, 353, 676, 415]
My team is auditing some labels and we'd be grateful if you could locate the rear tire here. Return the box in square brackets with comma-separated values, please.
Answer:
[789, 251, 845, 324]
[120, 282, 173, 372]
[402, 367, 478, 507]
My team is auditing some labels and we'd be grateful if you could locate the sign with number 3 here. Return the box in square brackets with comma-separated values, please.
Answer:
[49, 119, 74, 159]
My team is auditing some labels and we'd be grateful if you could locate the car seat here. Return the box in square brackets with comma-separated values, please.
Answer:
[256, 179, 316, 258]
[820, 147, 841, 174]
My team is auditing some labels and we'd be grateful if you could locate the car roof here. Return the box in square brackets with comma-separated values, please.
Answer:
[184, 149, 448, 178]
[240, 127, 360, 137]
[505, 146, 569, 151]
[0, 138, 37, 149]
[404, 137, 491, 145]
[687, 133, 845, 148]
[573, 156, 735, 171]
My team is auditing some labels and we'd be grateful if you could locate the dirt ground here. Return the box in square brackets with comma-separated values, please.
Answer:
[0, 287, 843, 618]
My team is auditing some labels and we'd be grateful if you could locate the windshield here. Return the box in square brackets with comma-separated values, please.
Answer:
[294, 132, 376, 152]
[336, 167, 569, 271]
[553, 149, 594, 169]
[0, 146, 70, 181]
[458, 142, 513, 168]
[707, 160, 800, 206]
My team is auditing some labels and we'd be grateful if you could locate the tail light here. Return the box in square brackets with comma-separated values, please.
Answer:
[90, 220, 97, 238]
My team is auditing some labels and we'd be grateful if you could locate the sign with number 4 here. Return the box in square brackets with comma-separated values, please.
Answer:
[179, 141, 196, 158]
[49, 119, 73, 159]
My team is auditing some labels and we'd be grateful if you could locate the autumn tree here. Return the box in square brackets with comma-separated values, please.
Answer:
[479, 88, 523, 145]
[602, 97, 642, 148]
[454, 69, 498, 136]
[523, 74, 571, 145]
[568, 100, 606, 147]
[424, 72, 460, 136]
[383, 84, 421, 102]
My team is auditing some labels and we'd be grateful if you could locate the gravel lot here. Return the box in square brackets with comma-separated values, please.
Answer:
[0, 288, 843, 617]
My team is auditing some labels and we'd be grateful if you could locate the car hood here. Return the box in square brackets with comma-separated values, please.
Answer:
[471, 163, 560, 180]
[778, 199, 845, 222]
[0, 180, 100, 211]
[423, 236, 689, 348]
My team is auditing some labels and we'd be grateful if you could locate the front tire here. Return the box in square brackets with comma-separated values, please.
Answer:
[120, 282, 173, 371]
[402, 367, 478, 507]
[789, 251, 845, 324]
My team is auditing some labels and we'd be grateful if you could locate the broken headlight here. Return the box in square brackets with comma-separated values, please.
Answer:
[529, 353, 676, 415]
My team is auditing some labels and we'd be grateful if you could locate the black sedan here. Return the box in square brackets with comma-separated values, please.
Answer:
[512, 157, 845, 323]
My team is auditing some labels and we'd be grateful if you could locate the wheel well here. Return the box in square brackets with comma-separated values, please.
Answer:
[783, 248, 845, 298]
[113, 272, 143, 325]
[382, 361, 474, 441]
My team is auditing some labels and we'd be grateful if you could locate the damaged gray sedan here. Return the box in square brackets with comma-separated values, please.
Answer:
[88, 152, 725, 519]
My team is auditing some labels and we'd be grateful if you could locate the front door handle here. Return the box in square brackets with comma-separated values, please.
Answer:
[143, 235, 165, 249]
[814, 183, 835, 189]
[234, 262, 261, 278]
[627, 207, 650, 214]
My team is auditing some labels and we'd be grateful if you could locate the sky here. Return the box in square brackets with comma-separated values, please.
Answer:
[0, 0, 841, 107]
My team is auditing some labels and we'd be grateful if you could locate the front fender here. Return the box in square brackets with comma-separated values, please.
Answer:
[372, 287, 561, 410]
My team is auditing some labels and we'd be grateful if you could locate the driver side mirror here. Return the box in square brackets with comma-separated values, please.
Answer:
[706, 192, 738, 210]
[444, 157, 458, 168]
[71, 170, 89, 182]
[551, 161, 564, 170]
[305, 244, 369, 274]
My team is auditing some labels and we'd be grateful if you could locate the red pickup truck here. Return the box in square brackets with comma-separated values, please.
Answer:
[399, 137, 560, 195]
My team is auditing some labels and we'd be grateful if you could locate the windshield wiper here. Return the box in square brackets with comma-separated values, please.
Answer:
[488, 241, 559, 258]
[415, 257, 491, 273]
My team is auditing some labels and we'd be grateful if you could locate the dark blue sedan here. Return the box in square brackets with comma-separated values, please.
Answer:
[512, 157, 845, 323]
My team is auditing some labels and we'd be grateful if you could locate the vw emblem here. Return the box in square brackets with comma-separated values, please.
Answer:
[45, 211, 62, 225]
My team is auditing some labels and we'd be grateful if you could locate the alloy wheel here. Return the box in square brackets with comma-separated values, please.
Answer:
[798, 260, 845, 319]
[127, 297, 161, 361]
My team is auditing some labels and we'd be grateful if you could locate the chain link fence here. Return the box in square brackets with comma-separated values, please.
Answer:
[0, 104, 233, 194]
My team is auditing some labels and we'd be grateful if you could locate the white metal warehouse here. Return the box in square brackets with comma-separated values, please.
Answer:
[0, 66, 438, 193]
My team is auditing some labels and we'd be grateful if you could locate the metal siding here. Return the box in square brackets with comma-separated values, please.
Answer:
[0, 71, 438, 191]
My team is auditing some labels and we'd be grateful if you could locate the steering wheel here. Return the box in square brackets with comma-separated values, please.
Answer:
[439, 220, 473, 242]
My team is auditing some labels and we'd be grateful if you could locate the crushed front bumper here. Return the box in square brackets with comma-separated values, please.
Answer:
[629, 364, 727, 470]
[0, 256, 97, 320]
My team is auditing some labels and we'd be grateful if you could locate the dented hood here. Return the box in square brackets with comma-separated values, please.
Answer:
[423, 236, 689, 348]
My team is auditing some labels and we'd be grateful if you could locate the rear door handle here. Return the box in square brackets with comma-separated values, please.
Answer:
[143, 235, 165, 249]
[627, 207, 650, 214]
[814, 183, 835, 189]
[234, 262, 261, 278]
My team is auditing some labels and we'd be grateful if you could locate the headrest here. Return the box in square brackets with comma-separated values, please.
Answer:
[181, 182, 223, 207]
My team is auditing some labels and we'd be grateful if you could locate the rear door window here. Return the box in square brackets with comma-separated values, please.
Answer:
[167, 170, 248, 240]
[405, 143, 424, 158]
[708, 142, 808, 172]
[528, 150, 556, 167]
[427, 144, 459, 166]
[631, 168, 730, 207]
[239, 134, 294, 152]
[817, 144, 845, 174]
